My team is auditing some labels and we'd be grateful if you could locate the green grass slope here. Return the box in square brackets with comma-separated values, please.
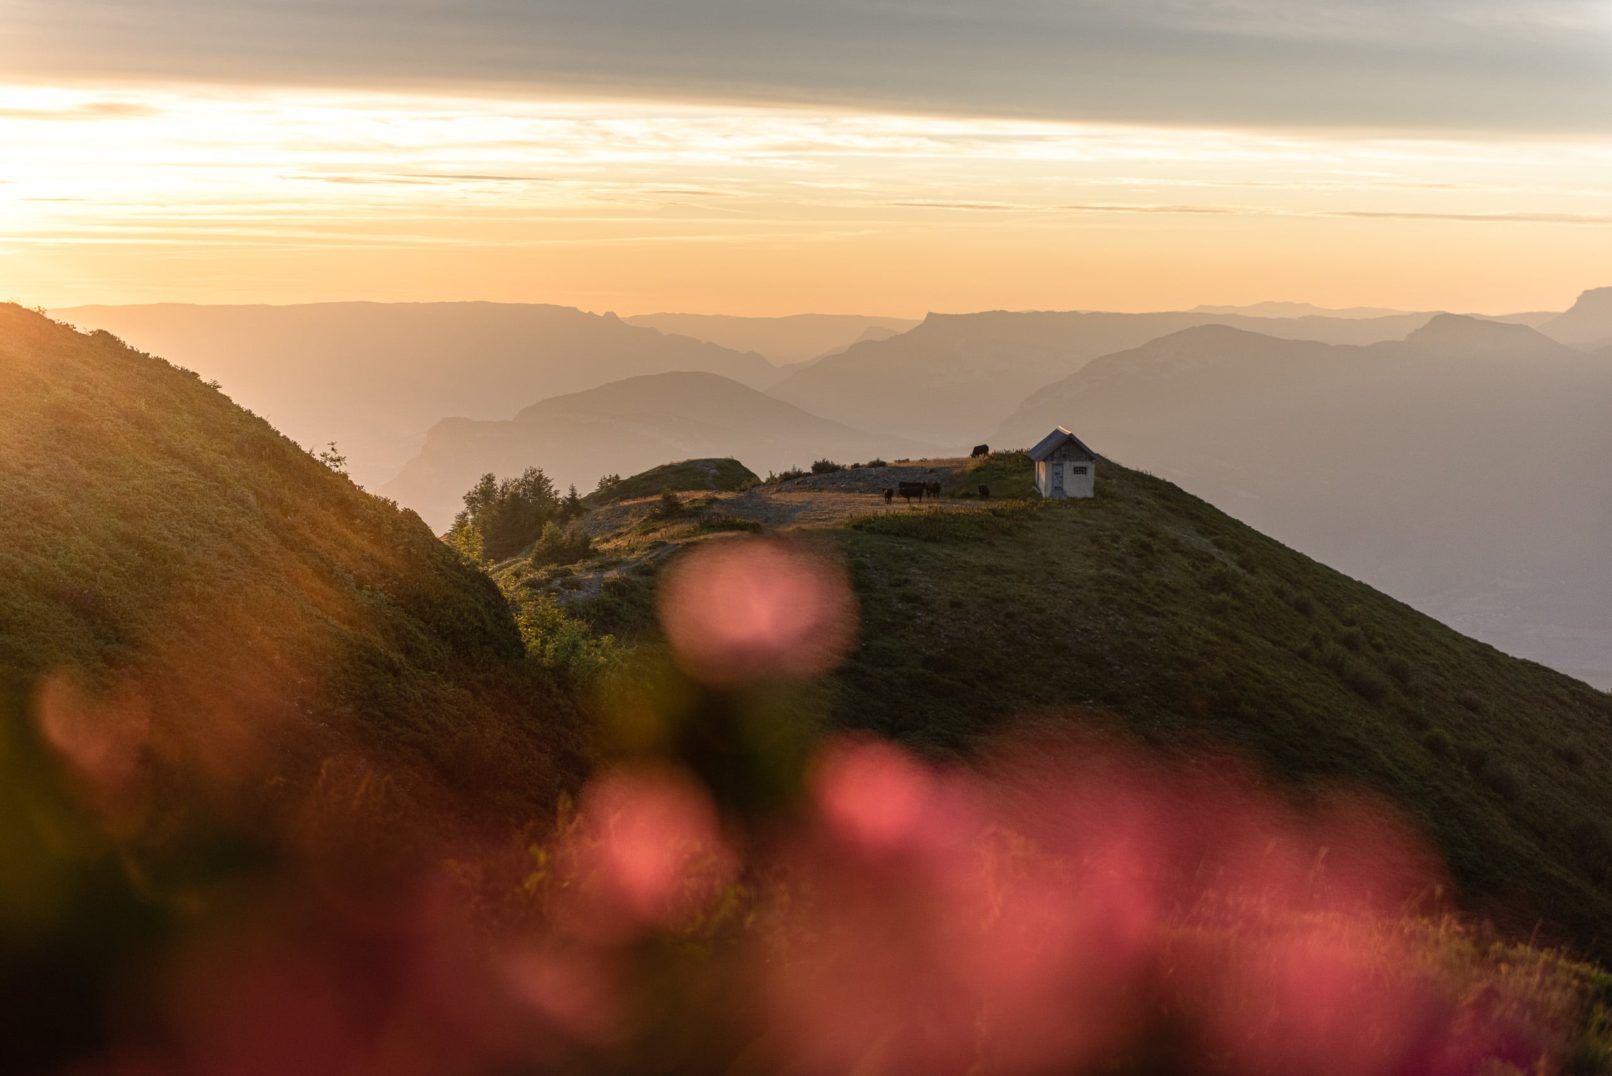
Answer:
[0, 305, 583, 833]
[586, 457, 759, 506]
[523, 454, 1612, 957]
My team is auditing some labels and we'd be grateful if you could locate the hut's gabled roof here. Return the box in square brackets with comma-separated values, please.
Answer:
[1026, 426, 1097, 462]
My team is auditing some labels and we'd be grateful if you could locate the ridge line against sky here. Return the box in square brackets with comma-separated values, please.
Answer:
[3, 1, 1611, 314]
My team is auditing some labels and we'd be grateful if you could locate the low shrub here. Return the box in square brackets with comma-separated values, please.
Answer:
[1204, 566, 1239, 596]
[1422, 729, 1454, 758]
[1480, 760, 1523, 802]
[514, 594, 617, 683]
[811, 459, 844, 474]
[1325, 648, 1390, 704]
[527, 522, 594, 568]
[1557, 743, 1587, 771]
[697, 515, 763, 534]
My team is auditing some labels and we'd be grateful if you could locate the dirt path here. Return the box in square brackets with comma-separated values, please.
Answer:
[579, 459, 990, 536]
[716, 487, 980, 528]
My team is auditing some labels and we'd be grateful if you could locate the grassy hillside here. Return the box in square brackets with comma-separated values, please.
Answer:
[0, 304, 601, 1071]
[507, 452, 1612, 957]
[0, 305, 584, 831]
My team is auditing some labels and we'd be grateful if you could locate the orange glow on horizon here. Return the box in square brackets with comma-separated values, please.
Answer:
[3, 84, 1610, 315]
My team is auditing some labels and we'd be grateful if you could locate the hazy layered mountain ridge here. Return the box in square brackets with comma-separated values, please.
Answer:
[622, 312, 918, 368]
[1193, 301, 1559, 327]
[770, 308, 1444, 447]
[384, 371, 938, 530]
[54, 302, 778, 489]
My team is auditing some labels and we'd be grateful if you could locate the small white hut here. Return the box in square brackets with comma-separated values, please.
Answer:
[1027, 427, 1097, 500]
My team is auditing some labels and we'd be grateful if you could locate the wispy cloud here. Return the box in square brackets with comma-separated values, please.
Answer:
[0, 100, 161, 121]
[5, 1, 1611, 133]
[1332, 209, 1612, 225]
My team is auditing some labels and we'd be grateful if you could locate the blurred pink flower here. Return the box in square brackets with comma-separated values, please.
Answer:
[658, 538, 856, 684]
[562, 764, 738, 938]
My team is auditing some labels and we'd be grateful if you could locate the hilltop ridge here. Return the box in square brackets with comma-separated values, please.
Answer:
[499, 451, 1612, 957]
[996, 319, 1612, 687]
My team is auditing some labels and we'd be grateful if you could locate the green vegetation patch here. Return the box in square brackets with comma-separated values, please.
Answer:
[586, 458, 758, 507]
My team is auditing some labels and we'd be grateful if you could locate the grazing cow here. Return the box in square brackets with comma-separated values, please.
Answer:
[972, 444, 990, 458]
[979, 484, 990, 500]
[897, 481, 927, 504]
[883, 488, 894, 505]
[925, 481, 941, 498]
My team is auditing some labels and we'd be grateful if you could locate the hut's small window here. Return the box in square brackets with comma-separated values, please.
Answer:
[1072, 466, 1088, 475]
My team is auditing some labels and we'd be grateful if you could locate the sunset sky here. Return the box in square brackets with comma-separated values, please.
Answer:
[5, 0, 1610, 316]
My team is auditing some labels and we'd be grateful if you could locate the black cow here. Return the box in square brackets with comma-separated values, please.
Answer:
[925, 481, 941, 498]
[882, 488, 894, 505]
[897, 481, 927, 504]
[971, 444, 990, 458]
[979, 484, 990, 500]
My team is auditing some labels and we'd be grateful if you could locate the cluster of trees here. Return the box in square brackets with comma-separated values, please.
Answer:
[447, 468, 583, 562]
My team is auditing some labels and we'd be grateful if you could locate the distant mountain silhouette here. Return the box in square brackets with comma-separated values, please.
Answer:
[54, 302, 778, 489]
[770, 308, 1436, 447]
[1542, 287, 1612, 349]
[1403, 313, 1578, 359]
[1194, 301, 1560, 327]
[1192, 301, 1413, 319]
[383, 371, 937, 530]
[997, 317, 1612, 686]
[622, 312, 917, 367]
